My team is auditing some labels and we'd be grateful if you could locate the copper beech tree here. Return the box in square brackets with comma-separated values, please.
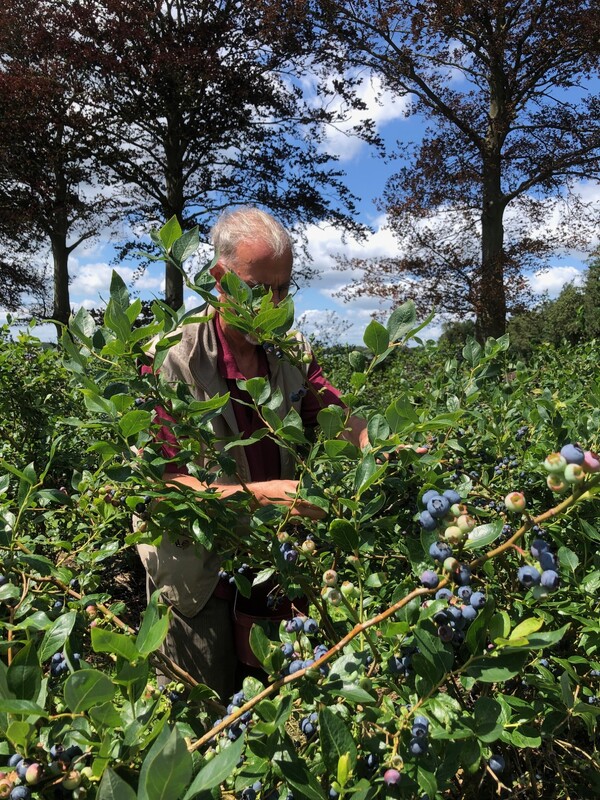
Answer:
[308, 0, 600, 340]
[73, 0, 369, 310]
[0, 1, 112, 328]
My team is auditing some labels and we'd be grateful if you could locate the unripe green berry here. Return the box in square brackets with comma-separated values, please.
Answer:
[443, 526, 464, 545]
[63, 770, 82, 790]
[456, 514, 477, 533]
[564, 463, 585, 484]
[301, 539, 316, 554]
[340, 580, 358, 598]
[544, 452, 567, 473]
[327, 589, 342, 606]
[547, 473, 567, 492]
[323, 569, 338, 587]
[443, 556, 460, 573]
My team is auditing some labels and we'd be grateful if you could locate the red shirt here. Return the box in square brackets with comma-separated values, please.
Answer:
[149, 316, 344, 481]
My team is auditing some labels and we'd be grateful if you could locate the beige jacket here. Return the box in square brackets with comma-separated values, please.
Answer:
[137, 313, 311, 616]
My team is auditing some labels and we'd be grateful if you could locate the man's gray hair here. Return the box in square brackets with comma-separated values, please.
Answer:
[210, 207, 293, 265]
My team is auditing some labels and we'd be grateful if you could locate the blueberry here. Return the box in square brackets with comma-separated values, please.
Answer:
[530, 538, 550, 558]
[420, 570, 439, 589]
[540, 570, 560, 590]
[517, 565, 541, 587]
[231, 691, 245, 706]
[457, 586, 472, 602]
[419, 510, 438, 531]
[489, 754, 505, 774]
[421, 489, 440, 506]
[281, 642, 294, 658]
[435, 588, 453, 601]
[429, 541, 452, 561]
[303, 618, 319, 634]
[365, 753, 379, 770]
[409, 737, 428, 756]
[9, 787, 32, 800]
[288, 659, 304, 674]
[453, 565, 472, 586]
[560, 443, 585, 465]
[387, 655, 404, 674]
[438, 624, 454, 642]
[285, 617, 304, 633]
[426, 495, 451, 519]
[443, 489, 461, 505]
[241, 788, 256, 800]
[8, 753, 23, 767]
[470, 591, 486, 609]
[539, 551, 557, 571]
[461, 604, 477, 622]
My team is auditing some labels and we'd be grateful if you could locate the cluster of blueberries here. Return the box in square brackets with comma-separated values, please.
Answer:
[289, 385, 308, 403]
[50, 650, 80, 678]
[299, 711, 318, 739]
[408, 715, 430, 757]
[418, 488, 463, 532]
[517, 536, 560, 591]
[544, 442, 600, 493]
[262, 342, 284, 360]
[212, 690, 252, 744]
[431, 583, 484, 645]
[281, 617, 329, 677]
[240, 780, 263, 800]
[2, 745, 86, 799]
[493, 454, 520, 475]
[279, 540, 299, 564]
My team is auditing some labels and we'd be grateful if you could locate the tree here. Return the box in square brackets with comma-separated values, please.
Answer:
[74, 0, 366, 310]
[0, 1, 114, 331]
[312, 0, 600, 340]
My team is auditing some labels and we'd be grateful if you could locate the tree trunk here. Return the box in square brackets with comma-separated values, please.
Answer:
[51, 230, 71, 336]
[163, 92, 185, 311]
[477, 162, 507, 342]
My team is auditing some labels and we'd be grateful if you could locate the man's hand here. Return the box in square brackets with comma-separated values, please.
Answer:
[166, 474, 325, 520]
[247, 479, 326, 520]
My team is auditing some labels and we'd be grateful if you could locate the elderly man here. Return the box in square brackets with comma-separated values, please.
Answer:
[138, 207, 368, 700]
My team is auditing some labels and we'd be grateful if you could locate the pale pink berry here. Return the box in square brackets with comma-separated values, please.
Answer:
[583, 450, 600, 473]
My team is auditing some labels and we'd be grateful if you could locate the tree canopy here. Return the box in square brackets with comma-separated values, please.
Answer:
[311, 0, 600, 339]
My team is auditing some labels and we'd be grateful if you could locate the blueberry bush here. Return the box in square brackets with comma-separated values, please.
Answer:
[0, 219, 598, 799]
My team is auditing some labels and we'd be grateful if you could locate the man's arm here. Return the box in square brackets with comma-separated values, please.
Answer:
[165, 474, 326, 520]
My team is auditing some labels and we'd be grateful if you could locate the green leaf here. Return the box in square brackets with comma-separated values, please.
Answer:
[7, 641, 41, 701]
[64, 669, 115, 712]
[463, 337, 483, 365]
[317, 406, 346, 438]
[328, 519, 359, 552]
[109, 270, 130, 309]
[138, 725, 192, 800]
[464, 520, 504, 550]
[318, 707, 357, 775]
[160, 216, 183, 251]
[0, 699, 48, 717]
[119, 410, 152, 439]
[136, 591, 170, 657]
[91, 627, 139, 662]
[363, 319, 389, 355]
[387, 301, 417, 341]
[39, 610, 77, 663]
[510, 618, 544, 641]
[249, 624, 271, 666]
[183, 733, 245, 798]
[466, 651, 528, 682]
[367, 414, 390, 444]
[348, 350, 367, 371]
[557, 546, 579, 573]
[171, 226, 199, 263]
[97, 768, 137, 800]
[273, 747, 325, 800]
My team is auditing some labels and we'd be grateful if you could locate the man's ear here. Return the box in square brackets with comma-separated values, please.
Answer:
[210, 260, 227, 289]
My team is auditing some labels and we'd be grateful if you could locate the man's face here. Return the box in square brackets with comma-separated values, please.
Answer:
[215, 239, 294, 306]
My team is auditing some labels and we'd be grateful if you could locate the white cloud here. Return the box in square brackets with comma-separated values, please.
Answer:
[528, 265, 584, 297]
[314, 73, 411, 161]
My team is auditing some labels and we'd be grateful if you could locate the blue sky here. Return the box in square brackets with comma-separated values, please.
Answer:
[8, 73, 597, 346]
